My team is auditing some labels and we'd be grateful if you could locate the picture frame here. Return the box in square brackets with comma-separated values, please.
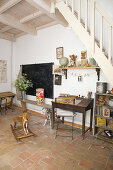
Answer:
[52, 65, 63, 75]
[55, 75, 62, 85]
[81, 51, 87, 59]
[103, 106, 110, 117]
[56, 47, 63, 59]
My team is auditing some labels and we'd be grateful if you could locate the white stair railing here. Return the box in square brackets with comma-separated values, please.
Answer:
[95, 3, 113, 63]
[91, 0, 95, 52]
[85, 0, 88, 31]
[57, 0, 113, 65]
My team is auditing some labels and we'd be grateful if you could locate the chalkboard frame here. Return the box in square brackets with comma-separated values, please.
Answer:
[22, 62, 54, 99]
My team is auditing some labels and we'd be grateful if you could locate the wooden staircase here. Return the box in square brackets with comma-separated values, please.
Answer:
[55, 0, 113, 86]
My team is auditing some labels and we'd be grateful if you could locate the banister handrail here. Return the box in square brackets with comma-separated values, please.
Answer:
[59, 0, 113, 28]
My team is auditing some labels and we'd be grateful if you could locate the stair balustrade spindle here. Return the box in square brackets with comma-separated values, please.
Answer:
[78, 0, 81, 22]
[85, 0, 88, 31]
[108, 25, 112, 63]
[100, 15, 103, 51]
[72, 0, 75, 14]
[91, 0, 95, 52]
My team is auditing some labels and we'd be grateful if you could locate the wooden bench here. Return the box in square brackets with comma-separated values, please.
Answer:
[19, 99, 51, 112]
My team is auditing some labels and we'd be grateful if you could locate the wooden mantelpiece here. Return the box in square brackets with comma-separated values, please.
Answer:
[54, 66, 100, 80]
[56, 66, 100, 69]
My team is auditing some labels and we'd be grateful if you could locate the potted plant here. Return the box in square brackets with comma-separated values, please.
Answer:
[15, 74, 33, 100]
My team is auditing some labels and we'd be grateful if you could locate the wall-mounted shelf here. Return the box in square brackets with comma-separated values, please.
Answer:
[54, 66, 100, 80]
[56, 66, 100, 69]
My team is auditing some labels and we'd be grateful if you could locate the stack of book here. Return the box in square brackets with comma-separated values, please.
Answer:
[97, 105, 103, 115]
[96, 105, 106, 126]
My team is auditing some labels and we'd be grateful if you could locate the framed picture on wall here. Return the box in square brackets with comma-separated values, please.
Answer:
[55, 75, 62, 85]
[52, 65, 63, 75]
[56, 47, 63, 59]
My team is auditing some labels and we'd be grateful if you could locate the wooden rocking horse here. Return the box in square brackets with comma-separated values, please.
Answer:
[11, 112, 35, 141]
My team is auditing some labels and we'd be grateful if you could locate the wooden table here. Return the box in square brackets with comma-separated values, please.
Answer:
[0, 92, 15, 99]
[52, 98, 94, 139]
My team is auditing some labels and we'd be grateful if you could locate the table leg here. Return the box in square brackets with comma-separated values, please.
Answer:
[90, 108, 93, 132]
[82, 111, 86, 140]
[51, 106, 54, 129]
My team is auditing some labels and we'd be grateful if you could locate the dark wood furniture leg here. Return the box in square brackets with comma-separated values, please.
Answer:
[90, 108, 93, 131]
[11, 97, 13, 112]
[51, 106, 54, 129]
[0, 99, 1, 114]
[82, 111, 86, 140]
[62, 117, 64, 123]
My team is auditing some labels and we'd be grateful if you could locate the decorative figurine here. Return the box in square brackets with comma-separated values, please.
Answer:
[81, 51, 87, 59]
[69, 55, 77, 67]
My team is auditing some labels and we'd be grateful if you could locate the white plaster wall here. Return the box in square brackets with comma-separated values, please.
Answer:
[13, 24, 112, 126]
[0, 39, 12, 92]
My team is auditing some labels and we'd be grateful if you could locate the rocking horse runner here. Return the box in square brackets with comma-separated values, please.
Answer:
[11, 112, 35, 141]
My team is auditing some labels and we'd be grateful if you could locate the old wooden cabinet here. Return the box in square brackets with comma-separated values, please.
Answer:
[94, 93, 113, 143]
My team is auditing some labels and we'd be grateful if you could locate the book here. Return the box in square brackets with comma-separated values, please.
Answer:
[97, 117, 106, 126]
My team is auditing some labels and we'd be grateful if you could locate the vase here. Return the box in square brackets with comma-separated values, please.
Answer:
[21, 91, 26, 101]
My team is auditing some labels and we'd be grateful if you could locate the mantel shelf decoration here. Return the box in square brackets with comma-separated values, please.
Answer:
[55, 48, 100, 80]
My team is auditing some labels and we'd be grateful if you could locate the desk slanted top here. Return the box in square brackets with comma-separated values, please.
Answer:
[53, 97, 93, 112]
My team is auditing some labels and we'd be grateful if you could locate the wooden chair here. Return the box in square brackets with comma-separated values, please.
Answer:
[55, 97, 76, 140]
[0, 98, 7, 114]
[0, 97, 13, 114]
[11, 112, 36, 141]
[6, 97, 13, 112]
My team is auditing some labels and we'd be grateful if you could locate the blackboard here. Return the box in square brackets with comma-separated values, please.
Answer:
[22, 63, 54, 99]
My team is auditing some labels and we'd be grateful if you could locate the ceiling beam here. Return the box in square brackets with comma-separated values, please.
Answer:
[0, 14, 37, 35]
[15, 32, 27, 38]
[0, 32, 16, 42]
[36, 21, 57, 30]
[25, 0, 68, 27]
[55, 9, 68, 27]
[0, 26, 11, 33]
[0, 0, 22, 14]
[20, 11, 43, 23]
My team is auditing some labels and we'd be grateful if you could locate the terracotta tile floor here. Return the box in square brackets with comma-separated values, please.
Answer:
[0, 108, 113, 170]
